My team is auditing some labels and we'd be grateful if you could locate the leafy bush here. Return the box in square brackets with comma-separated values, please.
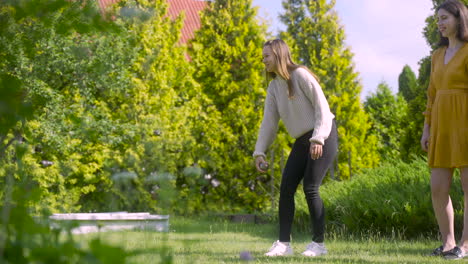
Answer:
[0, 0, 204, 215]
[0, 1, 171, 263]
[1, 165, 129, 264]
[293, 158, 463, 238]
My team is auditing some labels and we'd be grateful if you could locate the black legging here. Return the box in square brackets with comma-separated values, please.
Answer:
[279, 120, 338, 243]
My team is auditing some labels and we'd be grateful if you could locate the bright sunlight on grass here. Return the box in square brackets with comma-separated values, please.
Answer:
[76, 216, 452, 264]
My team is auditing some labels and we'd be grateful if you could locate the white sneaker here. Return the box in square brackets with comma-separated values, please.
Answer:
[265, 240, 293, 256]
[302, 241, 327, 257]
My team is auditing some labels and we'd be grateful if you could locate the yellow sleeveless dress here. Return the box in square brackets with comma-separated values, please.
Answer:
[424, 43, 468, 168]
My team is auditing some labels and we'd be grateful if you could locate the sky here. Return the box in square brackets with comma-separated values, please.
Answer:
[251, 0, 435, 98]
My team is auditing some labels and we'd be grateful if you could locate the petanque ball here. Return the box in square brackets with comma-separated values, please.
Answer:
[259, 162, 269, 171]
[239, 251, 254, 261]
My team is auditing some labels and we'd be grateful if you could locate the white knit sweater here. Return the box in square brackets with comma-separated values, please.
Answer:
[253, 67, 335, 158]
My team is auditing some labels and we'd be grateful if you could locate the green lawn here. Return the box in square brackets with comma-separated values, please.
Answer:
[78, 216, 454, 264]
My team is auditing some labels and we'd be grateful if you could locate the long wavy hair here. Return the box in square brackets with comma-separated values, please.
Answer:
[263, 39, 318, 98]
[436, 0, 468, 46]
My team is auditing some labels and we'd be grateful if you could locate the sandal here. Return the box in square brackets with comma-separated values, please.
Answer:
[429, 245, 443, 256]
[443, 246, 464, 260]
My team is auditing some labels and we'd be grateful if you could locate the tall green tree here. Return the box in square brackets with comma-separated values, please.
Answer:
[400, 59, 431, 160]
[122, 0, 224, 214]
[0, 1, 135, 262]
[279, 0, 379, 179]
[0, 0, 208, 214]
[364, 82, 407, 160]
[189, 0, 286, 211]
[397, 65, 419, 160]
[0, 0, 123, 213]
[398, 65, 418, 102]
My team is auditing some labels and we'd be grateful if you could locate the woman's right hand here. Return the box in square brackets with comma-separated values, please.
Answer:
[421, 124, 430, 152]
[255, 156, 268, 173]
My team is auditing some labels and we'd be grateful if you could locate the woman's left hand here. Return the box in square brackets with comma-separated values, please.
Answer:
[310, 143, 323, 160]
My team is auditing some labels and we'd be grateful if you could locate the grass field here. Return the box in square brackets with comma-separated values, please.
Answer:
[78, 216, 456, 264]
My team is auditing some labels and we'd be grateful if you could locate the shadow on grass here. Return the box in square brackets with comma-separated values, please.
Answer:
[95, 230, 445, 264]
[170, 215, 279, 239]
[170, 214, 332, 242]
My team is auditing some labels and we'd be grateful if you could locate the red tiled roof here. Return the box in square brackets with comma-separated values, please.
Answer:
[97, 0, 208, 44]
[97, 0, 119, 11]
[167, 0, 208, 44]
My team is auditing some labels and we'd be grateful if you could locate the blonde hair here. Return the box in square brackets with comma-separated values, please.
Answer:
[263, 39, 318, 98]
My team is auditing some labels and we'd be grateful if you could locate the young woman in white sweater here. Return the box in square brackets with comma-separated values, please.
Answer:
[253, 39, 338, 257]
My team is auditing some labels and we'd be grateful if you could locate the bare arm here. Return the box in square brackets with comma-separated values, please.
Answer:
[421, 123, 430, 152]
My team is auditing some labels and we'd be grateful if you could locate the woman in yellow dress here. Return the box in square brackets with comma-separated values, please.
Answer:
[421, 0, 468, 260]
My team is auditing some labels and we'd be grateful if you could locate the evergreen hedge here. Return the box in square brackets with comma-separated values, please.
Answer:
[293, 158, 463, 239]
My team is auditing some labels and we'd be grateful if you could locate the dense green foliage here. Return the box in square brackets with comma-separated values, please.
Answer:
[5, 2, 464, 261]
[1, 0, 286, 219]
[294, 158, 463, 238]
[0, 0, 136, 262]
[0, 0, 238, 216]
[279, 0, 379, 179]
[4, 0, 439, 218]
[188, 0, 288, 212]
[364, 82, 408, 160]
[399, 59, 431, 161]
